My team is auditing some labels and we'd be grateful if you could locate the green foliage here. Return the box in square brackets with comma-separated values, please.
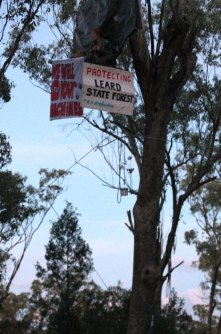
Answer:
[154, 289, 194, 334]
[47, 0, 78, 23]
[185, 182, 221, 333]
[12, 45, 52, 92]
[184, 229, 198, 246]
[0, 74, 13, 102]
[0, 165, 70, 304]
[0, 169, 36, 285]
[0, 133, 11, 169]
[193, 304, 208, 325]
[0, 0, 46, 103]
[0, 167, 69, 246]
[35, 202, 93, 333]
[191, 182, 221, 214]
[78, 281, 130, 334]
[0, 171, 27, 241]
[36, 202, 93, 286]
[26, 204, 131, 334]
[0, 291, 30, 334]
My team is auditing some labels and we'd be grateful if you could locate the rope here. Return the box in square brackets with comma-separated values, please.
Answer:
[117, 128, 122, 203]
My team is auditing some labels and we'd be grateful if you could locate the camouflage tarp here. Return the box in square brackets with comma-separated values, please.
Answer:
[73, 0, 142, 55]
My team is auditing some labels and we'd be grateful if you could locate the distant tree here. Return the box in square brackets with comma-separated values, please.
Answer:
[78, 281, 131, 334]
[0, 168, 70, 304]
[192, 304, 209, 333]
[27, 279, 131, 334]
[34, 202, 93, 334]
[153, 289, 194, 334]
[185, 182, 221, 334]
[0, 291, 30, 333]
[0, 131, 71, 301]
[24, 279, 48, 333]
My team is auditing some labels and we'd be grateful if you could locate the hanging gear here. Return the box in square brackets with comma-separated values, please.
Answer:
[73, 0, 142, 58]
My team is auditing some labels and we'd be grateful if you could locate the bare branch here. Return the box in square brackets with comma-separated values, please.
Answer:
[165, 147, 178, 214]
[125, 210, 135, 234]
[146, 0, 155, 60]
[163, 260, 184, 282]
[129, 31, 151, 107]
[155, 0, 166, 59]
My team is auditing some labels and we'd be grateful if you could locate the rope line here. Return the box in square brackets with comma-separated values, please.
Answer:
[1, 137, 117, 209]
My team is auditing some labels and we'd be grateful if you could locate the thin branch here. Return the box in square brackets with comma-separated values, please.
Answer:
[161, 176, 217, 273]
[77, 157, 138, 195]
[146, 0, 155, 60]
[155, 0, 166, 59]
[165, 146, 178, 215]
[0, 1, 11, 42]
[125, 210, 135, 234]
[163, 260, 184, 282]
[84, 115, 141, 172]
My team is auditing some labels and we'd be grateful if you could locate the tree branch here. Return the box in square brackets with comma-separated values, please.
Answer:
[129, 31, 151, 107]
[0, 0, 46, 79]
[146, 0, 155, 60]
[125, 210, 135, 234]
[163, 260, 184, 282]
[155, 0, 166, 60]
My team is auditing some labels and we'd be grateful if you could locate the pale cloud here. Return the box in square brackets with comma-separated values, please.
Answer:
[180, 287, 206, 306]
[161, 287, 206, 316]
[90, 237, 133, 258]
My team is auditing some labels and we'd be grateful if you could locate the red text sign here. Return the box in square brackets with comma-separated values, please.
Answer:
[50, 58, 84, 120]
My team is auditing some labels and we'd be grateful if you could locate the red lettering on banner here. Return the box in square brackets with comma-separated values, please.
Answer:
[52, 63, 76, 80]
[52, 64, 60, 79]
[60, 81, 77, 99]
[50, 101, 83, 118]
[92, 68, 97, 76]
[51, 80, 60, 100]
[85, 66, 132, 83]
[107, 71, 111, 79]
[73, 101, 83, 116]
[51, 81, 77, 101]
[87, 67, 92, 75]
[60, 63, 75, 80]
[50, 58, 84, 120]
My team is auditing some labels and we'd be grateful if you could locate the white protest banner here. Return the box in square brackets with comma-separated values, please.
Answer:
[50, 57, 84, 120]
[81, 63, 134, 116]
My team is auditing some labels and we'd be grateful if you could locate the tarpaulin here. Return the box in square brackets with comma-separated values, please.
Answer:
[73, 0, 142, 55]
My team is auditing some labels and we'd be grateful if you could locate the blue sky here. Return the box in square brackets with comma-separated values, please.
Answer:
[1, 65, 136, 290]
[0, 56, 205, 315]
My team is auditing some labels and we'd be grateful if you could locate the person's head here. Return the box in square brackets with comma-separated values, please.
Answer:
[91, 28, 102, 41]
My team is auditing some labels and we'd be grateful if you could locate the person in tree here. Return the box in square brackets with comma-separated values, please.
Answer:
[74, 28, 116, 67]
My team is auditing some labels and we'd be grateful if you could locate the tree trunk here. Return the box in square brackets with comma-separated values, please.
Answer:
[216, 315, 221, 334]
[126, 2, 198, 330]
[208, 263, 221, 334]
[127, 106, 169, 334]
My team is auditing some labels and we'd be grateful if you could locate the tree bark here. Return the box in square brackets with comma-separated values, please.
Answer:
[208, 262, 221, 334]
[216, 315, 221, 334]
[127, 103, 169, 334]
